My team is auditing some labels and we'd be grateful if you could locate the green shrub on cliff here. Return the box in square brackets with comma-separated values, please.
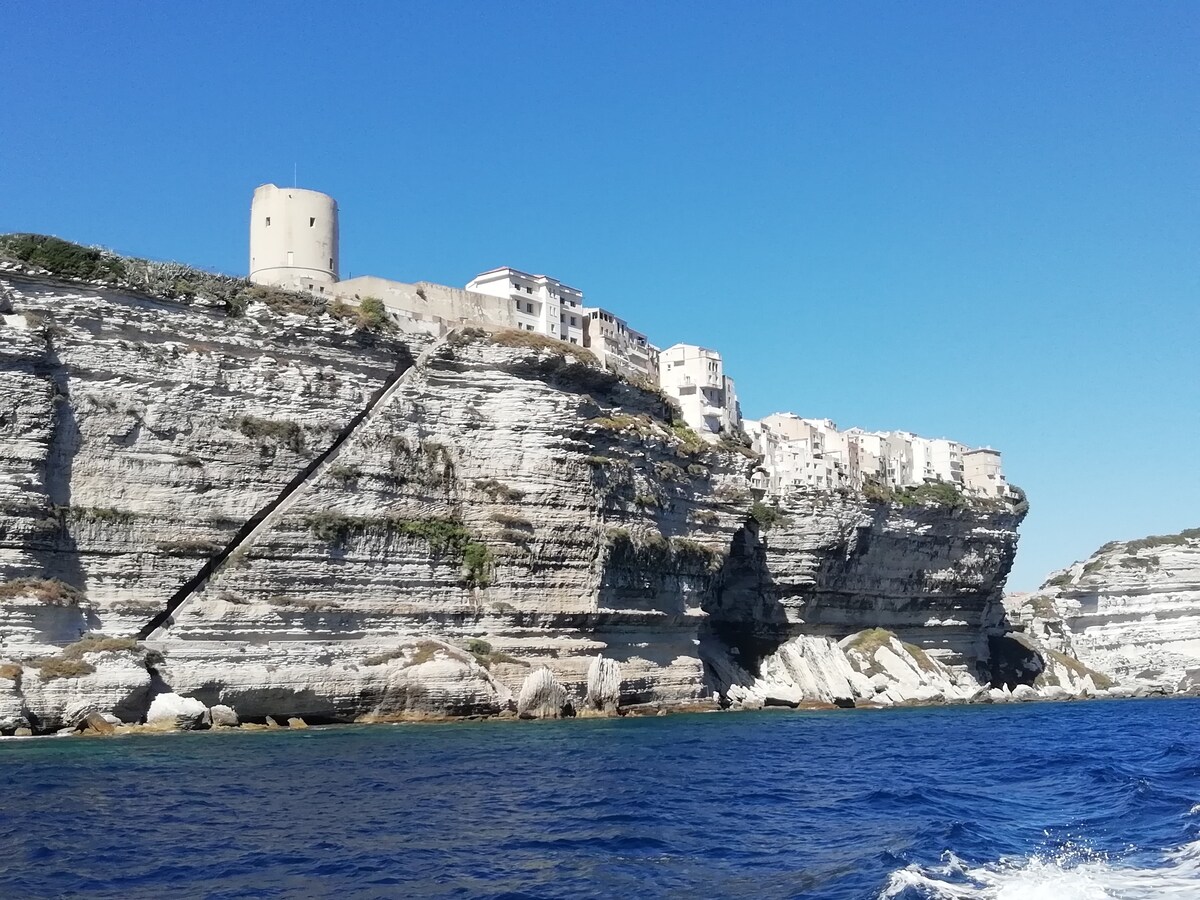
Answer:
[237, 415, 305, 453]
[750, 500, 786, 529]
[357, 297, 390, 331]
[908, 482, 966, 509]
[1124, 528, 1200, 553]
[304, 513, 490, 585]
[0, 234, 126, 282]
[462, 541, 493, 587]
[862, 481, 966, 510]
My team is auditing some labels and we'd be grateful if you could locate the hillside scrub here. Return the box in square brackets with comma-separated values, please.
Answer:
[1124, 528, 1200, 553]
[863, 481, 967, 509]
[0, 233, 353, 323]
[31, 635, 142, 681]
[488, 329, 600, 366]
[330, 296, 393, 332]
[750, 500, 787, 530]
[0, 578, 85, 606]
[305, 513, 484, 562]
[237, 415, 305, 453]
[0, 234, 127, 282]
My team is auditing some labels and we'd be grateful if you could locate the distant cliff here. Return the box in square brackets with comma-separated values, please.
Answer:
[0, 241, 1036, 733]
[1010, 528, 1200, 692]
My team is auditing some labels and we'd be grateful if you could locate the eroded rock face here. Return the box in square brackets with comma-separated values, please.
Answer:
[19, 649, 153, 731]
[709, 628, 981, 709]
[1019, 529, 1200, 690]
[0, 270, 1031, 724]
[584, 656, 622, 714]
[517, 668, 570, 719]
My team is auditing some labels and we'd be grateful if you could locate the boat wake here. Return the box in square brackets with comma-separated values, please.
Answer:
[879, 839, 1200, 899]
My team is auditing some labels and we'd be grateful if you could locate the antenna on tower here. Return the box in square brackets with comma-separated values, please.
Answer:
[293, 163, 297, 187]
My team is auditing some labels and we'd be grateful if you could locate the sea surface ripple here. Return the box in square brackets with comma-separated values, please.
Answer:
[3, 698, 1200, 898]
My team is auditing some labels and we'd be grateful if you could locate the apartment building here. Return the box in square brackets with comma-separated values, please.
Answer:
[466, 267, 587, 345]
[963, 448, 1008, 497]
[658, 343, 741, 440]
[582, 306, 659, 381]
[745, 415, 853, 491]
[749, 417, 1008, 499]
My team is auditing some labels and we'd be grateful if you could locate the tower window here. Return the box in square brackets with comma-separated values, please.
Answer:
[329, 257, 333, 269]
[265, 217, 271, 226]
[310, 217, 316, 227]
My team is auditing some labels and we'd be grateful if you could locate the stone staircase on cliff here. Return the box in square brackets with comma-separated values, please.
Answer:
[138, 330, 457, 640]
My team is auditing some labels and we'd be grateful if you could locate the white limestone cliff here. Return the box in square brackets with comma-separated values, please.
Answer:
[0, 258, 1035, 732]
[1011, 528, 1200, 691]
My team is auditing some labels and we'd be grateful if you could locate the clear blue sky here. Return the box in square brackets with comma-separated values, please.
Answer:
[2, 3, 1197, 590]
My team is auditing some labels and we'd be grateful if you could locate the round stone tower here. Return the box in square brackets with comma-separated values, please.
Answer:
[248, 183, 339, 289]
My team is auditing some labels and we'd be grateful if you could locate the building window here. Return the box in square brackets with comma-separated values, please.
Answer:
[265, 217, 271, 226]
[329, 258, 333, 269]
[309, 217, 316, 227]
[526, 303, 534, 313]
[570, 316, 577, 326]
[569, 338, 577, 344]
[526, 287, 533, 294]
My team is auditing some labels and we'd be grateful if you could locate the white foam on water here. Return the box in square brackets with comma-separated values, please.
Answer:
[879, 840, 1200, 899]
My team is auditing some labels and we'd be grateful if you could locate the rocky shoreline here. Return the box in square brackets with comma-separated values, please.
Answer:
[8, 679, 1194, 743]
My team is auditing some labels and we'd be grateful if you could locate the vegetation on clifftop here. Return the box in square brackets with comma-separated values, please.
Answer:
[0, 233, 403, 329]
[0, 234, 127, 283]
[1124, 527, 1200, 553]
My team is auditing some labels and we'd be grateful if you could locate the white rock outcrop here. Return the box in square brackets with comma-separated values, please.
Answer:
[1016, 528, 1200, 691]
[709, 629, 980, 709]
[584, 656, 621, 714]
[146, 692, 209, 729]
[19, 649, 152, 731]
[517, 668, 569, 719]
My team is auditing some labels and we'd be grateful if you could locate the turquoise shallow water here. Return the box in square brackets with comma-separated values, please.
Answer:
[3, 699, 1200, 898]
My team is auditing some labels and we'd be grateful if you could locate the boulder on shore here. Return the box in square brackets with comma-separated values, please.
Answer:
[79, 711, 115, 735]
[146, 693, 210, 730]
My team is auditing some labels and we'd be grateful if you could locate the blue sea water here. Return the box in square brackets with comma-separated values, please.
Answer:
[3, 699, 1200, 899]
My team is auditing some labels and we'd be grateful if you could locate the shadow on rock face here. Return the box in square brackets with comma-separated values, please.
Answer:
[988, 632, 1044, 690]
[701, 523, 790, 693]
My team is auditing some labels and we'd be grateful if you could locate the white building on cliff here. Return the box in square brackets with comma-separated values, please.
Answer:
[658, 344, 741, 440]
[243, 182, 1004, 490]
[466, 267, 586, 344]
[747, 416, 1009, 499]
